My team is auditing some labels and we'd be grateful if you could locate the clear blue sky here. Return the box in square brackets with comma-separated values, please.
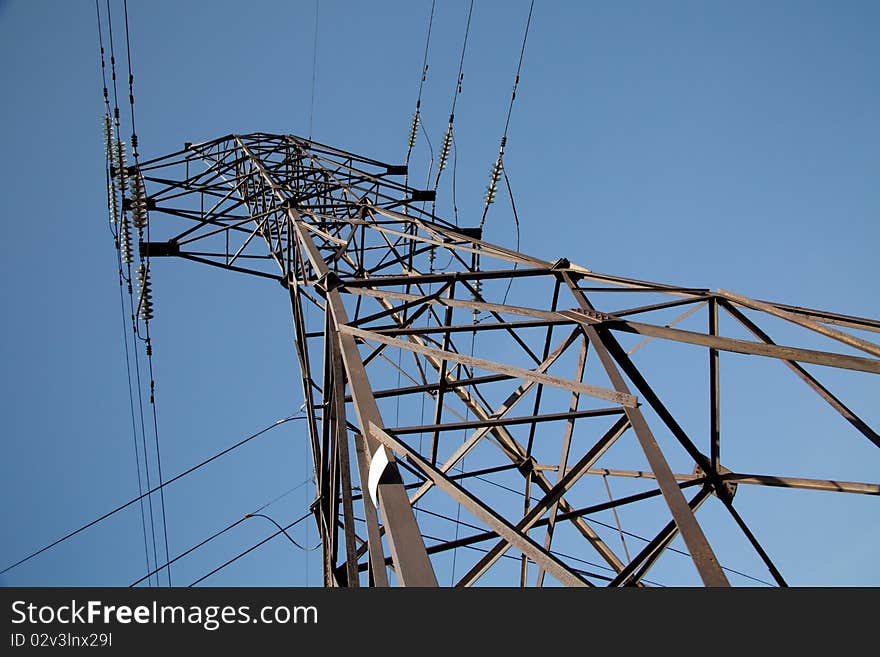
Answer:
[0, 0, 877, 587]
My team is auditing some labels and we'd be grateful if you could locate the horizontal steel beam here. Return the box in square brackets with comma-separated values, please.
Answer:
[563, 310, 880, 374]
[721, 472, 880, 495]
[388, 407, 625, 435]
[340, 324, 637, 407]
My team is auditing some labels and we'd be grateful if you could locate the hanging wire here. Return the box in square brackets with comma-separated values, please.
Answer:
[602, 474, 632, 562]
[97, 1, 152, 579]
[308, 0, 319, 140]
[0, 415, 308, 577]
[405, 0, 436, 173]
[433, 0, 474, 196]
[251, 478, 313, 515]
[451, 132, 462, 226]
[244, 513, 322, 551]
[500, 167, 521, 305]
[114, 241, 155, 585]
[188, 511, 313, 586]
[108, 4, 160, 576]
[450, 329, 477, 583]
[479, 0, 534, 230]
[129, 477, 312, 587]
[475, 0, 535, 316]
[131, 517, 249, 588]
[122, 0, 139, 158]
[101, 0, 160, 586]
[122, 0, 173, 587]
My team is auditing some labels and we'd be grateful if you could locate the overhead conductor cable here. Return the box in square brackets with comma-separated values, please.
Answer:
[120, 0, 173, 587]
[405, 1, 436, 167]
[478, 0, 535, 310]
[95, 0, 155, 585]
[480, 0, 534, 229]
[434, 0, 474, 194]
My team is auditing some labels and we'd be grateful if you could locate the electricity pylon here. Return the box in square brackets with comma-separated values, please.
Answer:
[129, 133, 879, 587]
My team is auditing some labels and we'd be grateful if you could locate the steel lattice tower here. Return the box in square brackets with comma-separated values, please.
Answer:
[130, 133, 879, 587]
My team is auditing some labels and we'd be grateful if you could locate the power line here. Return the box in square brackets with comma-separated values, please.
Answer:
[128, 291, 161, 585]
[405, 0, 436, 174]
[130, 478, 312, 587]
[108, 1, 161, 584]
[251, 478, 313, 515]
[500, 168, 521, 305]
[101, 0, 162, 586]
[116, 255, 157, 584]
[480, 0, 535, 229]
[131, 517, 248, 588]
[0, 415, 306, 577]
[308, 0, 319, 140]
[433, 0, 474, 193]
[450, 329, 476, 583]
[121, 0, 139, 158]
[503, 0, 535, 137]
[602, 473, 632, 562]
[244, 513, 321, 551]
[121, 0, 173, 587]
[96, 0, 154, 586]
[188, 511, 312, 586]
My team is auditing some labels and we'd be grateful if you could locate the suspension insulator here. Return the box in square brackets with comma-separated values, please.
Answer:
[408, 109, 421, 151]
[115, 140, 128, 197]
[438, 123, 453, 173]
[484, 156, 503, 206]
[102, 115, 114, 166]
[120, 212, 133, 264]
[104, 116, 119, 226]
[107, 179, 118, 226]
[137, 263, 155, 322]
[130, 173, 148, 234]
[428, 244, 436, 272]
